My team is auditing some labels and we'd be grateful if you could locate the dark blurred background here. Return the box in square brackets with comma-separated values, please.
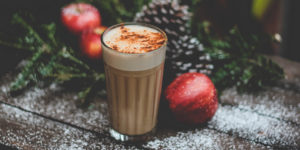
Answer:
[190, 0, 299, 60]
[0, 0, 299, 76]
[0, 0, 70, 75]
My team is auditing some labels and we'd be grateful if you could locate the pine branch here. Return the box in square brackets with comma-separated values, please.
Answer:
[42, 23, 58, 47]
[12, 14, 46, 45]
[10, 48, 44, 92]
[207, 27, 284, 92]
[6, 12, 106, 103]
[77, 74, 105, 106]
[3, 1, 285, 104]
[51, 73, 88, 81]
[0, 40, 34, 52]
[59, 48, 92, 72]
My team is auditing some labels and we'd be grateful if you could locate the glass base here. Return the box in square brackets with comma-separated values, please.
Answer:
[109, 128, 156, 142]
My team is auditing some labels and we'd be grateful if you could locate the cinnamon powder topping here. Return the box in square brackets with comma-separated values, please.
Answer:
[105, 25, 166, 54]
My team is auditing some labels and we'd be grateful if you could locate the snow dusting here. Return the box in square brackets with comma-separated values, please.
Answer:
[208, 105, 300, 148]
[0, 81, 110, 133]
[145, 128, 268, 150]
[221, 87, 300, 124]
[0, 104, 138, 150]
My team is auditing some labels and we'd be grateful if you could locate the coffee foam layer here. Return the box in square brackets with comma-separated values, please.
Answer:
[103, 25, 165, 53]
[102, 24, 167, 71]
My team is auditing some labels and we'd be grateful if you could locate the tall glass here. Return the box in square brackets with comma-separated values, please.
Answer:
[101, 23, 167, 141]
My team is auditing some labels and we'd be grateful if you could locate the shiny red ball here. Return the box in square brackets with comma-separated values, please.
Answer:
[80, 26, 106, 59]
[165, 73, 218, 125]
[61, 3, 101, 35]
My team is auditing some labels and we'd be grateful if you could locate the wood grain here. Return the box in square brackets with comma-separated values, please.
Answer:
[0, 56, 299, 149]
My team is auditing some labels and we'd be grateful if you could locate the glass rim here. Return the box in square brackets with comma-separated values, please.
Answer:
[101, 22, 168, 56]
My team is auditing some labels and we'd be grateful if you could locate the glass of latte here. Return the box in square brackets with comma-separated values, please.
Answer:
[101, 23, 167, 141]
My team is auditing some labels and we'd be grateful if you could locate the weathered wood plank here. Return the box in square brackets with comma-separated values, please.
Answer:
[0, 87, 270, 149]
[0, 144, 17, 150]
[0, 103, 140, 150]
[0, 102, 269, 150]
[0, 81, 111, 134]
[156, 101, 300, 149]
[2, 83, 298, 149]
[0, 56, 299, 149]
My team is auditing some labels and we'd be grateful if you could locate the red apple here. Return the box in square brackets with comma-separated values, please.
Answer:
[61, 3, 101, 35]
[165, 73, 218, 125]
[80, 26, 107, 59]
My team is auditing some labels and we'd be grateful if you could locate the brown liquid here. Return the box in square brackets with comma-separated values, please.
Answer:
[105, 62, 164, 135]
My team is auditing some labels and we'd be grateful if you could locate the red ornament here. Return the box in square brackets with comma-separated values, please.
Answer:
[80, 26, 106, 59]
[61, 3, 101, 35]
[165, 73, 218, 125]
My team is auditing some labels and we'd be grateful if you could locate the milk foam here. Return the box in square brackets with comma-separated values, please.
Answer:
[102, 24, 167, 71]
[103, 25, 162, 53]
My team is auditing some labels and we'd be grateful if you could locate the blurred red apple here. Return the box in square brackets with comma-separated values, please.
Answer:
[61, 3, 101, 35]
[80, 26, 107, 59]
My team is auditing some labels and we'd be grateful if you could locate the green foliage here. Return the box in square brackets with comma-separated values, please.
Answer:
[0, 0, 153, 104]
[196, 23, 284, 92]
[0, 0, 284, 104]
[76, 0, 152, 25]
[6, 13, 105, 104]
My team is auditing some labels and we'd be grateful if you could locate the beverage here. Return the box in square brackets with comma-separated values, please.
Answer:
[104, 63, 164, 135]
[101, 23, 167, 141]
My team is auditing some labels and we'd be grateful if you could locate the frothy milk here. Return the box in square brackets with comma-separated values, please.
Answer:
[102, 25, 166, 71]
[101, 23, 167, 137]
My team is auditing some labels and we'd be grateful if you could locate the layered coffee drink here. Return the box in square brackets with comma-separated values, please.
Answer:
[101, 23, 167, 141]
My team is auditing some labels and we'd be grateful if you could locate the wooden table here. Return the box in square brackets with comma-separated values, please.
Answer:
[0, 56, 299, 149]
